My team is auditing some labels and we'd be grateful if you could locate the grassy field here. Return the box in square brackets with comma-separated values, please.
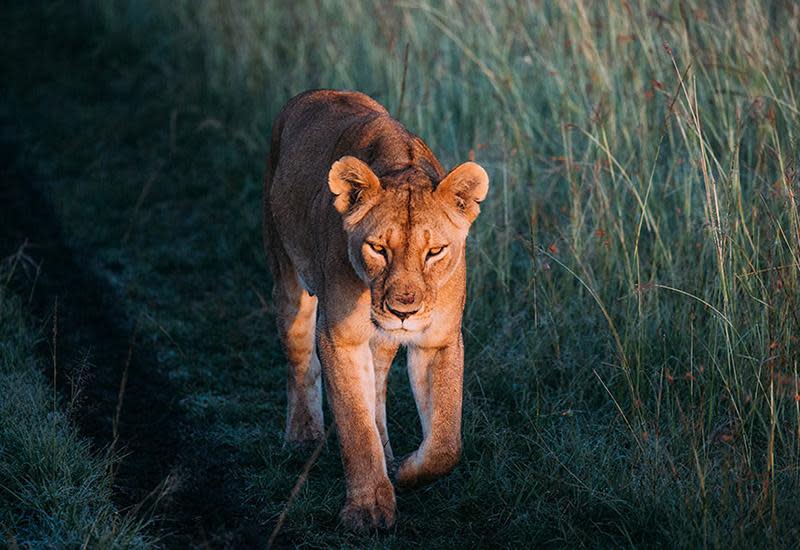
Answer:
[0, 279, 151, 547]
[2, 0, 800, 547]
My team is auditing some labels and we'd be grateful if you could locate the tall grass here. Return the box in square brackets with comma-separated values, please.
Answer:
[12, 0, 800, 545]
[0, 285, 152, 548]
[96, 0, 800, 539]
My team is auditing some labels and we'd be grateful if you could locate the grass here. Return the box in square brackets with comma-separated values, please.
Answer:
[0, 282, 151, 548]
[2, 0, 800, 547]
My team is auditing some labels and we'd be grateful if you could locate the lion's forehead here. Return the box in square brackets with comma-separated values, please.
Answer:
[375, 186, 451, 229]
[368, 205, 455, 250]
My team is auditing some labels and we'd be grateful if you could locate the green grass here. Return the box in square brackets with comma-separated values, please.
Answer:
[3, 0, 800, 547]
[0, 285, 151, 548]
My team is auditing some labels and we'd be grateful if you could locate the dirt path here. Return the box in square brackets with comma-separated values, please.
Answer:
[0, 122, 271, 548]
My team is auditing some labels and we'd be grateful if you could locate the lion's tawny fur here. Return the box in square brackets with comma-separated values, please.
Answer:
[263, 90, 488, 531]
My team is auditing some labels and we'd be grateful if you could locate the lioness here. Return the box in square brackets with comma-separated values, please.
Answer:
[263, 90, 489, 530]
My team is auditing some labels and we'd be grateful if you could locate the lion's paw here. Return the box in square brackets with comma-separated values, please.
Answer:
[394, 445, 460, 489]
[339, 480, 396, 531]
[284, 417, 324, 457]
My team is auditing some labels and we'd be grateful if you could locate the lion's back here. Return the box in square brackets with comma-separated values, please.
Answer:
[265, 90, 391, 292]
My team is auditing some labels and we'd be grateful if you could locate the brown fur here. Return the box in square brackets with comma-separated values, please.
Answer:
[263, 90, 489, 530]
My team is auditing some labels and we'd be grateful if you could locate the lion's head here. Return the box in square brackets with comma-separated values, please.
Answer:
[328, 156, 489, 338]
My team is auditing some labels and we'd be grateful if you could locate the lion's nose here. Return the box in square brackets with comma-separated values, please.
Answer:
[395, 290, 416, 305]
[385, 286, 422, 320]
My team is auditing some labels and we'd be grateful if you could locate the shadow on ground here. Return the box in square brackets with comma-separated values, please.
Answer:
[0, 121, 273, 548]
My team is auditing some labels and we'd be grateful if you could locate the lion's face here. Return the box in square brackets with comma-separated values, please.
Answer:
[328, 157, 489, 337]
[347, 185, 466, 334]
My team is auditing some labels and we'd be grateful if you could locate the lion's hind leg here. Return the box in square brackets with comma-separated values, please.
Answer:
[272, 267, 324, 450]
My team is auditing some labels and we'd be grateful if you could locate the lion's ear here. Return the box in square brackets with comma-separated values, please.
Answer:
[328, 156, 381, 215]
[436, 161, 489, 223]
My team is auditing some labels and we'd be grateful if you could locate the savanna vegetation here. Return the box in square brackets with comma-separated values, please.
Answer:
[2, 0, 799, 547]
[0, 279, 151, 548]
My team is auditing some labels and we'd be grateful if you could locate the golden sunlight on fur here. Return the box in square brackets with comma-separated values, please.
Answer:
[263, 90, 488, 531]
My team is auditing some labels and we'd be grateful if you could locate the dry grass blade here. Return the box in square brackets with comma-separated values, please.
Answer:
[266, 423, 334, 549]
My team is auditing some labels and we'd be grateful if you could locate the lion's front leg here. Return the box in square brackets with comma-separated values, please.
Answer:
[317, 327, 395, 531]
[396, 334, 464, 488]
[371, 336, 399, 463]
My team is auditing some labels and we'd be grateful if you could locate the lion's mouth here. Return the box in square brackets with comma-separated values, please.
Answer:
[371, 309, 429, 333]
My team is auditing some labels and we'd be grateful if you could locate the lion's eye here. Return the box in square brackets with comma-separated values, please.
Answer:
[427, 246, 446, 259]
[368, 242, 387, 256]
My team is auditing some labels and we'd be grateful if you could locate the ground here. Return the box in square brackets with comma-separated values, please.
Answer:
[2, 2, 800, 548]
